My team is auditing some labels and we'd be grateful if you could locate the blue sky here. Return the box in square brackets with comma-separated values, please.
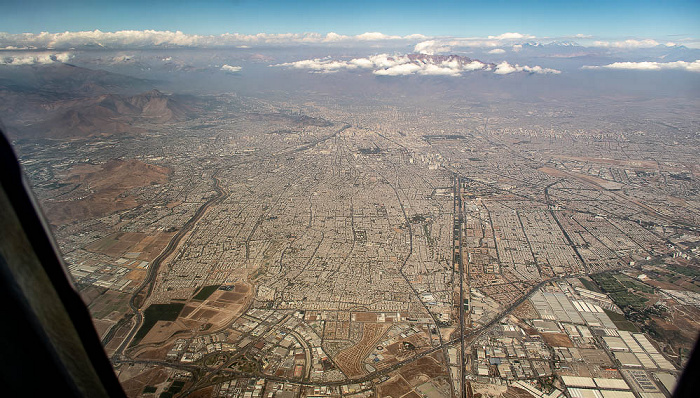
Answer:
[1, 0, 698, 40]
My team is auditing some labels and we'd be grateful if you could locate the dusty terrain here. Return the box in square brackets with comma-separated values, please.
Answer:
[43, 159, 170, 225]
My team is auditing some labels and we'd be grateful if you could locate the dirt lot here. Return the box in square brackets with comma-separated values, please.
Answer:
[87, 289, 131, 319]
[138, 282, 253, 350]
[511, 300, 538, 320]
[180, 305, 197, 317]
[503, 386, 537, 398]
[45, 159, 170, 225]
[551, 155, 658, 169]
[85, 231, 175, 262]
[219, 291, 246, 301]
[91, 318, 115, 339]
[117, 363, 170, 398]
[189, 386, 216, 398]
[139, 320, 187, 345]
[354, 312, 378, 322]
[471, 382, 508, 398]
[540, 332, 574, 348]
[397, 356, 447, 386]
[377, 375, 412, 398]
[335, 323, 390, 377]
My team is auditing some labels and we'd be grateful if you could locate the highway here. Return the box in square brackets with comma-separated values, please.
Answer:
[455, 175, 466, 398]
[115, 274, 562, 391]
[363, 152, 457, 395]
[112, 128, 567, 393]
[112, 170, 229, 360]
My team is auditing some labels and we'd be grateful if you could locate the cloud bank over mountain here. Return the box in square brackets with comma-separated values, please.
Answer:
[2, 30, 699, 78]
[0, 52, 72, 65]
[221, 64, 242, 73]
[2, 29, 696, 51]
[274, 54, 560, 77]
[0, 30, 427, 50]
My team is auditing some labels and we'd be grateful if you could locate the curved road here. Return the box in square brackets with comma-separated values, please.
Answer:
[115, 274, 566, 392]
[112, 170, 229, 360]
[112, 127, 570, 394]
[111, 123, 351, 360]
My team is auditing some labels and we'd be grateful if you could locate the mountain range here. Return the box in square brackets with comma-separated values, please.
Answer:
[0, 62, 196, 138]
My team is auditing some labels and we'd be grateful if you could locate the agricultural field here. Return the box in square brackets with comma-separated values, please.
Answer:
[134, 303, 186, 344]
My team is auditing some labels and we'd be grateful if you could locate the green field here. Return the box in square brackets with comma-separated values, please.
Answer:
[619, 278, 654, 294]
[192, 284, 221, 301]
[604, 309, 639, 332]
[579, 277, 601, 292]
[133, 303, 185, 344]
[591, 273, 648, 311]
[667, 264, 700, 278]
[158, 380, 186, 398]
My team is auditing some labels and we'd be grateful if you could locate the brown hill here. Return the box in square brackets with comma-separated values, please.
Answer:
[40, 108, 138, 138]
[43, 159, 171, 225]
[15, 89, 193, 138]
[127, 89, 192, 122]
[0, 63, 152, 97]
[95, 94, 142, 115]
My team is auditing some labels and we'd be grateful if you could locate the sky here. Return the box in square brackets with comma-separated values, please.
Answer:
[1, 0, 698, 40]
[1, 0, 699, 75]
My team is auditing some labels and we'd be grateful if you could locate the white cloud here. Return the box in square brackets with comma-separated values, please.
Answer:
[368, 54, 408, 68]
[521, 64, 561, 74]
[593, 39, 660, 48]
[463, 61, 488, 71]
[414, 40, 451, 55]
[404, 34, 429, 40]
[275, 54, 558, 77]
[416, 64, 462, 76]
[0, 30, 425, 50]
[0, 52, 72, 65]
[494, 62, 518, 75]
[494, 61, 561, 75]
[583, 60, 700, 72]
[54, 53, 72, 63]
[274, 57, 371, 73]
[411, 33, 540, 55]
[0, 45, 34, 50]
[323, 32, 346, 42]
[349, 58, 375, 68]
[374, 63, 422, 76]
[221, 64, 242, 72]
[111, 54, 134, 63]
[1, 30, 694, 54]
[355, 32, 401, 41]
[488, 48, 506, 54]
[488, 32, 535, 40]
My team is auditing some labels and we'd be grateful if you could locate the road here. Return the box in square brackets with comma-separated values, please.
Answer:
[364, 152, 457, 395]
[111, 123, 355, 368]
[454, 174, 466, 398]
[112, 170, 229, 360]
[115, 274, 563, 392]
[111, 126, 567, 393]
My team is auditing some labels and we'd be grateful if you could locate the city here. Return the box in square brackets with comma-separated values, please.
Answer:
[10, 88, 699, 397]
[1, 2, 699, 396]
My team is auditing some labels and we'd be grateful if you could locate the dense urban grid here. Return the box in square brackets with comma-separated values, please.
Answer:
[12, 89, 700, 398]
